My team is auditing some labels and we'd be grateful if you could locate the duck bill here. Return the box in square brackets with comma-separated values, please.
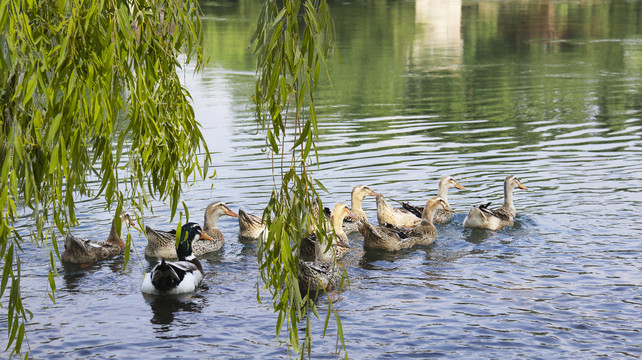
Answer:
[518, 184, 528, 190]
[226, 209, 239, 218]
[455, 183, 466, 190]
[444, 205, 455, 213]
[336, 238, 351, 249]
[200, 232, 215, 241]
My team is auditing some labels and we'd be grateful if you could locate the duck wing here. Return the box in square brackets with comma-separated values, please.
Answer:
[478, 202, 512, 221]
[400, 202, 423, 218]
[382, 223, 411, 239]
[150, 259, 200, 293]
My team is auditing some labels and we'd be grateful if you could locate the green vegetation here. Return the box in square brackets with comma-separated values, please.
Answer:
[252, 0, 345, 357]
[1, 0, 208, 357]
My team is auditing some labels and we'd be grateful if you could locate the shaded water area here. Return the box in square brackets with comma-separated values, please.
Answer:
[5, 0, 642, 358]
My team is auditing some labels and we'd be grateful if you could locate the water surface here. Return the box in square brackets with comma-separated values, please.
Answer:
[5, 0, 642, 358]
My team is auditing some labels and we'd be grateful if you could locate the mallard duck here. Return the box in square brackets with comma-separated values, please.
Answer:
[238, 208, 266, 240]
[145, 201, 238, 258]
[300, 203, 353, 263]
[463, 175, 528, 231]
[360, 197, 452, 251]
[378, 176, 465, 227]
[61, 212, 135, 264]
[400, 176, 466, 223]
[141, 222, 213, 295]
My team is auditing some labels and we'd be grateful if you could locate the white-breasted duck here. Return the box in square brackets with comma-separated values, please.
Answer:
[141, 222, 212, 295]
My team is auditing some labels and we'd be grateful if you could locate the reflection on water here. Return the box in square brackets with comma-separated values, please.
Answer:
[9, 0, 642, 358]
[143, 293, 206, 327]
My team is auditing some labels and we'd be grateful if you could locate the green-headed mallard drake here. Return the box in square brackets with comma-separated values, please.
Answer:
[145, 201, 238, 258]
[400, 176, 466, 223]
[360, 197, 452, 251]
[238, 208, 266, 241]
[463, 175, 528, 231]
[62, 212, 135, 265]
[377, 176, 465, 227]
[300, 203, 353, 263]
[141, 222, 213, 295]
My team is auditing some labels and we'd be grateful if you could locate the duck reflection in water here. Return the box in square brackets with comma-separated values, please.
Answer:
[143, 293, 207, 327]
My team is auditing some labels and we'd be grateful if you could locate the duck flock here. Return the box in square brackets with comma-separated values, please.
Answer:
[61, 175, 527, 297]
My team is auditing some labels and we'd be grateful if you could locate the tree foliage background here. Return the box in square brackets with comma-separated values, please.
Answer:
[1, 0, 339, 358]
[1, 0, 208, 357]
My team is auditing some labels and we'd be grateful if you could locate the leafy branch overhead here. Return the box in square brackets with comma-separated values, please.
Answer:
[252, 0, 345, 357]
[1, 0, 208, 357]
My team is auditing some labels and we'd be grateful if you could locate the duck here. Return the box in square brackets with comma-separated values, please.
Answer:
[298, 258, 344, 295]
[342, 185, 380, 234]
[377, 176, 465, 227]
[61, 212, 135, 264]
[359, 197, 452, 251]
[238, 208, 266, 241]
[400, 176, 466, 223]
[145, 201, 238, 258]
[300, 203, 353, 263]
[298, 203, 352, 294]
[463, 175, 528, 231]
[141, 222, 213, 295]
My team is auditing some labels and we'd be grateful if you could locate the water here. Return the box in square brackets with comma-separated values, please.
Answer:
[5, 0, 642, 358]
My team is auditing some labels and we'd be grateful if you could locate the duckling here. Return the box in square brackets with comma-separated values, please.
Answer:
[401, 176, 466, 223]
[141, 222, 213, 295]
[360, 197, 452, 251]
[238, 208, 266, 241]
[61, 212, 135, 265]
[463, 175, 528, 231]
[300, 203, 353, 263]
[378, 176, 465, 227]
[145, 201, 238, 258]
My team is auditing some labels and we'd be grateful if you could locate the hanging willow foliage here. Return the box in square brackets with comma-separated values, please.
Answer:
[0, 0, 208, 357]
[252, 0, 345, 358]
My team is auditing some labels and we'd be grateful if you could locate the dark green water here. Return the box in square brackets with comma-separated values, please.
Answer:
[8, 1, 642, 358]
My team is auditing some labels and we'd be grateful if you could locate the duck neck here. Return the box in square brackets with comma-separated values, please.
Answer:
[376, 196, 391, 211]
[502, 184, 516, 216]
[204, 213, 219, 232]
[107, 218, 125, 247]
[352, 192, 364, 212]
[420, 206, 436, 227]
[437, 182, 450, 200]
[332, 214, 345, 235]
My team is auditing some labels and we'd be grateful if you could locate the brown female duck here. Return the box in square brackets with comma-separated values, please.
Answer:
[377, 176, 465, 227]
[463, 175, 527, 231]
[62, 212, 135, 264]
[360, 197, 452, 251]
[145, 201, 238, 258]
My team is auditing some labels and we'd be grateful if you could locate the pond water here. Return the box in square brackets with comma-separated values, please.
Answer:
[6, 0, 642, 358]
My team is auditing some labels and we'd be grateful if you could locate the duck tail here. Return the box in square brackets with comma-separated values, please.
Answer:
[151, 259, 182, 292]
[64, 233, 87, 253]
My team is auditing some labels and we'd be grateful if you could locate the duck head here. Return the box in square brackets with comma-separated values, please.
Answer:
[440, 176, 466, 191]
[422, 197, 453, 224]
[204, 201, 239, 228]
[505, 175, 528, 191]
[177, 222, 213, 259]
[352, 185, 380, 201]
